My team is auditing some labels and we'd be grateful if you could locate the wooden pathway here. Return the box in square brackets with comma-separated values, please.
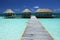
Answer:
[21, 16, 54, 40]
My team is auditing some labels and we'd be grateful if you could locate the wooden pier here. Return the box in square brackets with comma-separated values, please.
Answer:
[21, 16, 54, 40]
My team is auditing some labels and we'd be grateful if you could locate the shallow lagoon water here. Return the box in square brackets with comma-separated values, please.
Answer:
[0, 16, 60, 40]
[38, 18, 60, 40]
[0, 17, 29, 40]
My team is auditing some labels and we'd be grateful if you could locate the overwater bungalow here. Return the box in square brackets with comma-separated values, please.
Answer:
[22, 8, 31, 18]
[4, 9, 16, 18]
[35, 8, 53, 18]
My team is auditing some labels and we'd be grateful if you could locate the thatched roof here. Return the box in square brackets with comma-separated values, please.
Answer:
[22, 9, 31, 13]
[4, 9, 15, 13]
[35, 8, 53, 12]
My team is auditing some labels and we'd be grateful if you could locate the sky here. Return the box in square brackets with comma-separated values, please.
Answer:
[0, 0, 60, 13]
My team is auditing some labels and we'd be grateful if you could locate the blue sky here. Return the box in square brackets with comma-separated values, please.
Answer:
[0, 0, 60, 13]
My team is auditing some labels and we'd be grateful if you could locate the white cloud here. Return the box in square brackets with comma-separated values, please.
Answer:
[54, 8, 60, 12]
[58, 9, 60, 10]
[14, 9, 20, 11]
[34, 6, 39, 8]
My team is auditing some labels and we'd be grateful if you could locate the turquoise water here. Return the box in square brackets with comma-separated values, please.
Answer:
[0, 17, 29, 40]
[0, 16, 60, 40]
[38, 18, 60, 40]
